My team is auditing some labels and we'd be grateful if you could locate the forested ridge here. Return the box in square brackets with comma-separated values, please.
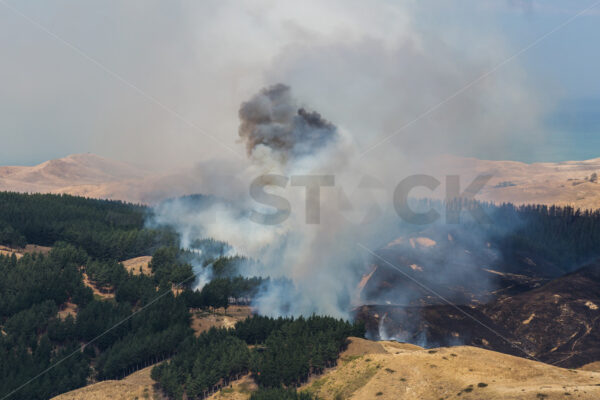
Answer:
[0, 192, 258, 399]
[0, 191, 177, 259]
[0, 243, 194, 398]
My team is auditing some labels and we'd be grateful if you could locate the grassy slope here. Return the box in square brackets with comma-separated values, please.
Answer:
[304, 338, 600, 400]
[52, 365, 157, 400]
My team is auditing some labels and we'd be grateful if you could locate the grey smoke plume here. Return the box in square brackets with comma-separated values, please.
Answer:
[150, 84, 372, 318]
[238, 83, 338, 163]
[150, 84, 509, 322]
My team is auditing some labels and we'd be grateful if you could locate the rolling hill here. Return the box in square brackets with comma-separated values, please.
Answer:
[440, 155, 600, 210]
[3, 153, 600, 207]
[0, 153, 149, 202]
[0, 154, 205, 204]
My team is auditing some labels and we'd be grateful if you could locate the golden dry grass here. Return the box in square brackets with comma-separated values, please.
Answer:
[0, 244, 52, 259]
[339, 336, 389, 358]
[580, 361, 600, 372]
[122, 256, 153, 276]
[191, 306, 254, 336]
[51, 365, 158, 400]
[0, 248, 21, 259]
[303, 340, 600, 400]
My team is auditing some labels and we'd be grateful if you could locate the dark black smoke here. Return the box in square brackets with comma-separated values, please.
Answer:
[238, 84, 337, 161]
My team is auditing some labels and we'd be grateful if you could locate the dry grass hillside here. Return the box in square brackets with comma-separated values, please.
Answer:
[0, 153, 147, 193]
[580, 361, 600, 372]
[190, 306, 254, 336]
[52, 365, 157, 400]
[302, 338, 600, 400]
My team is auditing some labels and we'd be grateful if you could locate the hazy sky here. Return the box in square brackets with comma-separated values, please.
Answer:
[1, 0, 599, 168]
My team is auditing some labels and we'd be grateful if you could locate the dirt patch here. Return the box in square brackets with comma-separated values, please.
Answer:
[409, 237, 436, 249]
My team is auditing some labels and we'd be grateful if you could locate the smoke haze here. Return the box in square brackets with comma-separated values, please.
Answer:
[150, 85, 508, 320]
[1, 0, 575, 169]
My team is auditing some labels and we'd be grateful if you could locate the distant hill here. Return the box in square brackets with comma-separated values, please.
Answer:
[0, 153, 147, 188]
[0, 154, 204, 204]
[2, 153, 600, 207]
[0, 154, 149, 202]
[440, 155, 600, 210]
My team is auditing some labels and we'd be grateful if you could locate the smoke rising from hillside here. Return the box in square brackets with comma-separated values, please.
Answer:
[151, 84, 376, 318]
[139, 1, 553, 322]
[150, 84, 506, 321]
